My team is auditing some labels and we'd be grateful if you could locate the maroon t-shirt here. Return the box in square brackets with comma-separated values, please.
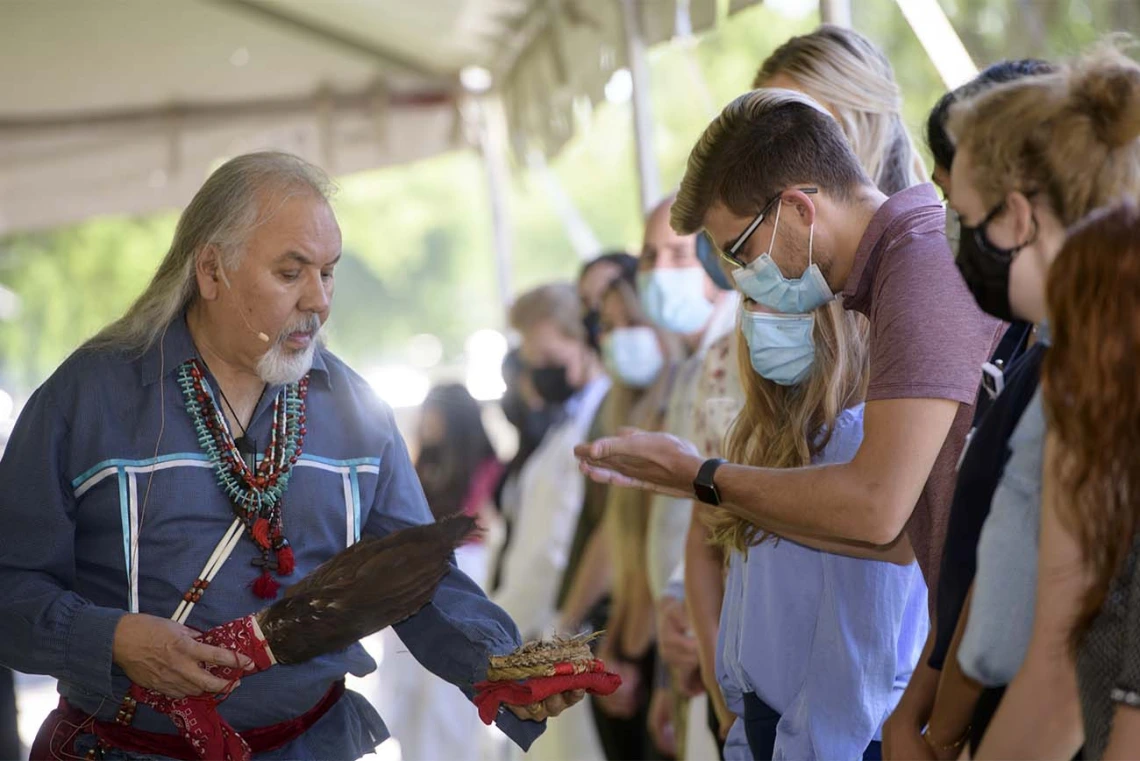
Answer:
[841, 184, 1003, 600]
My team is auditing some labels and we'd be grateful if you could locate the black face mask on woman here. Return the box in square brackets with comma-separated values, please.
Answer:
[531, 364, 577, 405]
[956, 201, 1036, 323]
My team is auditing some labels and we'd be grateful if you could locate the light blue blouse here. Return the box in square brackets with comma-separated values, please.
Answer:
[716, 404, 929, 760]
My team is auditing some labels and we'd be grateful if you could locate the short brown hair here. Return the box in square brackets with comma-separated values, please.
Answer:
[672, 89, 872, 235]
[508, 282, 585, 342]
[949, 42, 1140, 226]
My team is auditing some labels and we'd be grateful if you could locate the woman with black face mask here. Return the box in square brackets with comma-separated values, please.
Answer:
[490, 349, 564, 593]
[906, 45, 1140, 759]
[492, 283, 611, 761]
[578, 251, 639, 353]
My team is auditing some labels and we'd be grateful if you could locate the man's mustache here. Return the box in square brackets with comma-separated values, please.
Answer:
[274, 315, 322, 345]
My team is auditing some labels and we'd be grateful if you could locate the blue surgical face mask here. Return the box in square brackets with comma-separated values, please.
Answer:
[739, 308, 816, 386]
[732, 201, 834, 314]
[638, 267, 715, 335]
[697, 232, 734, 291]
[601, 326, 664, 388]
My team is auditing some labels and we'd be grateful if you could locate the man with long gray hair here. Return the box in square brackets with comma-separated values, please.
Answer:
[0, 152, 580, 759]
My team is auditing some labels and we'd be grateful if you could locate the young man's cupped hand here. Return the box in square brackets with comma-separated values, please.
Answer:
[575, 429, 702, 499]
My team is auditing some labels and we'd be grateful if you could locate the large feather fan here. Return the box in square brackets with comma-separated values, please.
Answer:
[256, 515, 476, 664]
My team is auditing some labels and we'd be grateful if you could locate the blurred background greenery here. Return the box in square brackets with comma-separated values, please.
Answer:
[0, 0, 1131, 400]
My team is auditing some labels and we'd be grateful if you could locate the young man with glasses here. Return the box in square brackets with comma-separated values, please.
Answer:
[576, 88, 1003, 758]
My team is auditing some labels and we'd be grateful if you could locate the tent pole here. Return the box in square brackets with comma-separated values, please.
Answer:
[619, 0, 662, 218]
[474, 95, 515, 313]
[527, 150, 603, 261]
[893, 0, 978, 89]
[819, 0, 852, 26]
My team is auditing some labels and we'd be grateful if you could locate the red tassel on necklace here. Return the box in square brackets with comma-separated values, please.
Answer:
[251, 570, 280, 600]
[275, 545, 295, 576]
[251, 518, 271, 549]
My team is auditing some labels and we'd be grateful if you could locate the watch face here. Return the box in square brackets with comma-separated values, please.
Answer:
[694, 481, 720, 506]
[694, 458, 725, 506]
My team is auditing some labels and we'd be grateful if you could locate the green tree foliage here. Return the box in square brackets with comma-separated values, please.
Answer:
[0, 1, 1125, 396]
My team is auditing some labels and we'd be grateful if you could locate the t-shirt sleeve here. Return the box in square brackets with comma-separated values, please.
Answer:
[957, 394, 1046, 686]
[866, 231, 1002, 403]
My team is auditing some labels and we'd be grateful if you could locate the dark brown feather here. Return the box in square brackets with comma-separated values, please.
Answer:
[258, 515, 476, 664]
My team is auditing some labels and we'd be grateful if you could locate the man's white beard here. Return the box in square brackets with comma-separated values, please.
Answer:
[256, 321, 325, 385]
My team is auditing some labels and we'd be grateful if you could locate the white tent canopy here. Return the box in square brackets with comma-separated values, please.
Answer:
[0, 0, 755, 236]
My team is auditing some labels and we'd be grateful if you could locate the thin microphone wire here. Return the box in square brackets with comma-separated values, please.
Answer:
[131, 321, 168, 592]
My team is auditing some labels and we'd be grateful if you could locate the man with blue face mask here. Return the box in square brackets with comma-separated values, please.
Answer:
[577, 88, 1005, 758]
[637, 199, 733, 344]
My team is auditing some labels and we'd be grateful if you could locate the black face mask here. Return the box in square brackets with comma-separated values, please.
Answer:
[956, 203, 1034, 323]
[531, 364, 577, 405]
[583, 310, 603, 352]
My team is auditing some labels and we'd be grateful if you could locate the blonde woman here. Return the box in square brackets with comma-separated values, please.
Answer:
[592, 276, 684, 757]
[754, 24, 926, 195]
[708, 297, 926, 759]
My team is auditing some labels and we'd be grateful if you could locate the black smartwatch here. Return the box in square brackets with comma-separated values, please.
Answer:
[693, 458, 727, 506]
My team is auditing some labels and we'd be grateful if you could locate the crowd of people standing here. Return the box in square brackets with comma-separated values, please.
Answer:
[432, 24, 1140, 761]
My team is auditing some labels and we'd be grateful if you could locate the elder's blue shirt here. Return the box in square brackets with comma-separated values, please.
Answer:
[0, 315, 543, 759]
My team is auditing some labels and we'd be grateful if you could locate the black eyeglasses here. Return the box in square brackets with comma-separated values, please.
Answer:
[717, 187, 818, 268]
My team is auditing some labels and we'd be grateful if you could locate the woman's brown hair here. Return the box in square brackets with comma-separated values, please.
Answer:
[1043, 200, 1140, 646]
[949, 41, 1140, 226]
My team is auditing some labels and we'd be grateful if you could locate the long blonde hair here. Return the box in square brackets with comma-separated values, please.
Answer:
[755, 25, 926, 195]
[705, 302, 869, 554]
[599, 277, 679, 654]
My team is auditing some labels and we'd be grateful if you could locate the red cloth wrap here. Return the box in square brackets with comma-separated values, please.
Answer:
[126, 615, 276, 761]
[472, 660, 622, 725]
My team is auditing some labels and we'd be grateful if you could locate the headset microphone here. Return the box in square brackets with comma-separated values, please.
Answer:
[245, 316, 271, 344]
[218, 267, 270, 343]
